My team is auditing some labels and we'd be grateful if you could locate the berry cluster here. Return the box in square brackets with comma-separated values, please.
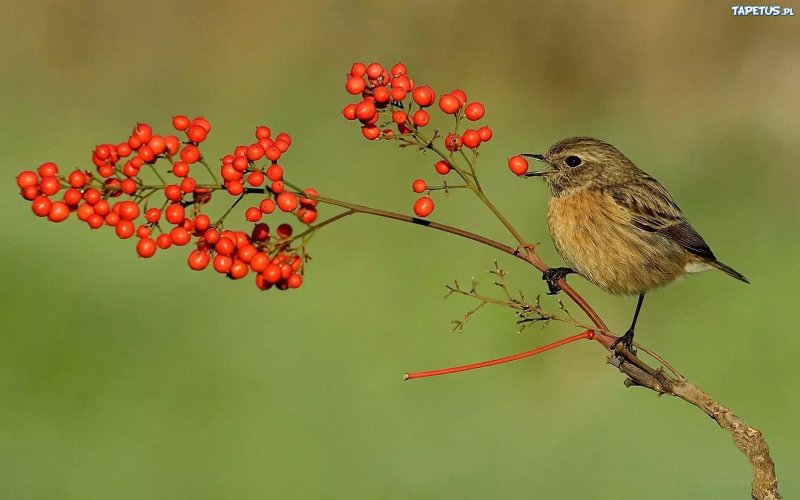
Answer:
[341, 61, 493, 218]
[15, 118, 316, 292]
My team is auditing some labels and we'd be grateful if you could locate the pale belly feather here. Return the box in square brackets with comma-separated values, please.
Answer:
[547, 192, 691, 295]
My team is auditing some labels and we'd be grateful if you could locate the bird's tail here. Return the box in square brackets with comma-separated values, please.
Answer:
[710, 260, 750, 284]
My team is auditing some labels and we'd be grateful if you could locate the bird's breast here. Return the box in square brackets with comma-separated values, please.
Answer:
[547, 190, 689, 295]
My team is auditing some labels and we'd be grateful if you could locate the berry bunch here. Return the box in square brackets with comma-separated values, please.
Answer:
[341, 61, 493, 218]
[15, 118, 316, 292]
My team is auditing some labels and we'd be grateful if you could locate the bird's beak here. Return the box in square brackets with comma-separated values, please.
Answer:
[521, 153, 549, 177]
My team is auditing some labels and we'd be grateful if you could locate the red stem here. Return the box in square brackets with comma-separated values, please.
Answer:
[404, 330, 595, 380]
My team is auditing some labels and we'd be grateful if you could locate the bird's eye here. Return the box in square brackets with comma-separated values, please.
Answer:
[565, 155, 582, 167]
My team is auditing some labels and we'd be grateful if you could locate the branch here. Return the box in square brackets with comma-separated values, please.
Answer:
[293, 190, 780, 499]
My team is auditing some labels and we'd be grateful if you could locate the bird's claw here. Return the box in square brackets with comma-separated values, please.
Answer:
[610, 329, 637, 356]
[542, 267, 574, 295]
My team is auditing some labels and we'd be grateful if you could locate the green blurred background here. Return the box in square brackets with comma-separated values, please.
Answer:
[1, 1, 798, 498]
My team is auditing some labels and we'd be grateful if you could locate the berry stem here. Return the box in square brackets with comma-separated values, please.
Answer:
[404, 330, 594, 380]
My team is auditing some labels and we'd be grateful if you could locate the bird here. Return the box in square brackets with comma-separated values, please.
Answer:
[522, 137, 748, 352]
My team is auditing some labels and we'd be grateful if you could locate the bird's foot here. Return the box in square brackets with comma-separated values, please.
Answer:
[542, 267, 574, 295]
[610, 329, 637, 356]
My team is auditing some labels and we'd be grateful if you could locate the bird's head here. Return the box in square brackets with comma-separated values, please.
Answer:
[523, 137, 637, 195]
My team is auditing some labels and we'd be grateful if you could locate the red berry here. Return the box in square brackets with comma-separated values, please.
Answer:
[276, 223, 293, 238]
[252, 223, 270, 241]
[412, 110, 430, 127]
[39, 176, 61, 196]
[390, 63, 407, 76]
[137, 225, 151, 238]
[412, 179, 426, 193]
[94, 145, 111, 161]
[434, 160, 451, 175]
[462, 129, 481, 149]
[21, 186, 39, 200]
[287, 273, 303, 288]
[245, 207, 262, 222]
[180, 177, 196, 193]
[345, 76, 366, 95]
[464, 102, 485, 121]
[118, 201, 140, 221]
[63, 188, 82, 206]
[444, 133, 462, 151]
[104, 211, 121, 227]
[68, 171, 86, 189]
[136, 237, 157, 258]
[265, 146, 281, 161]
[276, 192, 298, 212]
[250, 252, 269, 272]
[188, 250, 210, 270]
[413, 196, 434, 217]
[412, 86, 435, 107]
[165, 203, 185, 224]
[259, 198, 276, 214]
[366, 62, 384, 79]
[165, 184, 182, 201]
[392, 111, 407, 124]
[215, 236, 235, 256]
[355, 100, 377, 122]
[117, 143, 132, 157]
[392, 75, 413, 92]
[164, 135, 181, 156]
[247, 171, 265, 187]
[170, 227, 191, 246]
[478, 126, 493, 142]
[255, 126, 271, 139]
[115, 220, 135, 239]
[133, 123, 153, 144]
[246, 144, 264, 161]
[266, 164, 283, 182]
[373, 86, 390, 104]
[342, 104, 357, 120]
[186, 124, 208, 143]
[83, 188, 101, 205]
[145, 208, 161, 223]
[172, 115, 190, 131]
[138, 146, 156, 163]
[450, 89, 467, 106]
[191, 117, 211, 133]
[361, 125, 380, 140]
[31, 196, 52, 217]
[213, 254, 233, 273]
[439, 94, 461, 114]
[120, 179, 137, 195]
[508, 155, 529, 175]
[149, 136, 167, 156]
[226, 181, 244, 195]
[262, 264, 282, 283]
[350, 63, 367, 77]
[227, 260, 249, 280]
[194, 214, 210, 232]
[38, 162, 58, 177]
[77, 203, 94, 221]
[180, 145, 201, 164]
[17, 170, 38, 189]
[155, 233, 172, 250]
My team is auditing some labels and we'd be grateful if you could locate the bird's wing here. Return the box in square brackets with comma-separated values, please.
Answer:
[606, 177, 717, 261]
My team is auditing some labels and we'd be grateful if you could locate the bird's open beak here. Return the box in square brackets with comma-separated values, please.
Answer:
[521, 153, 549, 177]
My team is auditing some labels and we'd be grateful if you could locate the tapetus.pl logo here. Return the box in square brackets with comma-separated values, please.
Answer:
[731, 5, 795, 15]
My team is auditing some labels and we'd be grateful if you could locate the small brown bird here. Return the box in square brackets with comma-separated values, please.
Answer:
[523, 137, 748, 351]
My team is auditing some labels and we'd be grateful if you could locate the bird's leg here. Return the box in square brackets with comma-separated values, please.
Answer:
[542, 267, 575, 295]
[611, 293, 646, 355]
